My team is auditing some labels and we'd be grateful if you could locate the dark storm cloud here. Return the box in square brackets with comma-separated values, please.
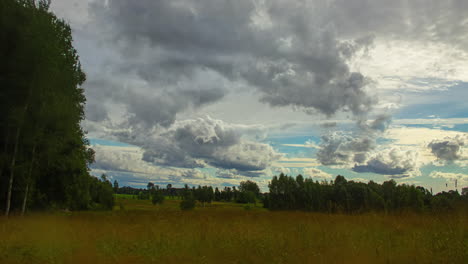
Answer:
[428, 135, 466, 162]
[85, 102, 108, 122]
[329, 0, 468, 51]
[78, 0, 468, 128]
[84, 77, 226, 128]
[89, 0, 376, 121]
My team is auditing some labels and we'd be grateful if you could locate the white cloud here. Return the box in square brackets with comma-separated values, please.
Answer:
[351, 40, 468, 93]
[429, 171, 468, 183]
[136, 116, 281, 171]
[385, 127, 467, 164]
[348, 178, 368, 183]
[303, 167, 333, 179]
[91, 144, 209, 183]
[353, 147, 421, 178]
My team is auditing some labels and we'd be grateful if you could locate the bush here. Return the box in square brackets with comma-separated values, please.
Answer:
[180, 197, 196, 211]
[152, 190, 165, 205]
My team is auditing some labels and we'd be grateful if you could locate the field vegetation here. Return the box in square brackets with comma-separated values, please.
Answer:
[1, 197, 467, 264]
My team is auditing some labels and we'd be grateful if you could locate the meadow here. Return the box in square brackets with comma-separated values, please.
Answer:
[0, 197, 467, 264]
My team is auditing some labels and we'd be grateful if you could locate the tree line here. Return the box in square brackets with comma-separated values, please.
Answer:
[0, 0, 114, 215]
[113, 175, 467, 213]
[113, 180, 262, 210]
[264, 174, 468, 213]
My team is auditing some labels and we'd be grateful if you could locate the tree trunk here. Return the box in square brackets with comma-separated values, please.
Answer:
[5, 125, 22, 216]
[0, 127, 10, 182]
[5, 78, 34, 216]
[21, 183, 29, 216]
[21, 143, 36, 216]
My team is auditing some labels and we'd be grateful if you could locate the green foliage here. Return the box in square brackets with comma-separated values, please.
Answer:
[137, 191, 149, 200]
[151, 187, 165, 205]
[113, 180, 119, 193]
[239, 180, 260, 197]
[237, 180, 260, 204]
[89, 175, 115, 210]
[0, 0, 112, 212]
[180, 185, 196, 210]
[236, 190, 256, 204]
[180, 197, 196, 211]
[194, 185, 214, 206]
[266, 174, 467, 213]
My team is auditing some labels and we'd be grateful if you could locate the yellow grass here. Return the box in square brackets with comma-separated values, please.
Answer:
[0, 198, 467, 263]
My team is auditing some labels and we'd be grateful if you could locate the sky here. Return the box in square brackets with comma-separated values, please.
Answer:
[50, 0, 468, 193]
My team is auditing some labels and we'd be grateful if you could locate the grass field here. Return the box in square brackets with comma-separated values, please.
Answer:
[0, 197, 467, 263]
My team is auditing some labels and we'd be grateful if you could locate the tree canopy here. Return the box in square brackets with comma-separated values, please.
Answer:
[0, 0, 111, 214]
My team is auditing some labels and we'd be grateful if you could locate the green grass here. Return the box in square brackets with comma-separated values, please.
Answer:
[113, 194, 137, 199]
[0, 198, 467, 263]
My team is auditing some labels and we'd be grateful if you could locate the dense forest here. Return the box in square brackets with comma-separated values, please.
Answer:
[0, 0, 113, 215]
[265, 174, 467, 213]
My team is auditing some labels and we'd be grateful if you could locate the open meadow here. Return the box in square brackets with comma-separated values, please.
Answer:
[1, 197, 467, 264]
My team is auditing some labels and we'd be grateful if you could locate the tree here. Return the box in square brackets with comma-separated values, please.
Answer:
[195, 185, 214, 206]
[1, 0, 100, 214]
[113, 180, 119, 193]
[239, 180, 260, 198]
[180, 184, 195, 210]
[151, 186, 165, 205]
[462, 187, 468, 197]
[214, 187, 221, 201]
[89, 175, 115, 210]
[166, 183, 173, 198]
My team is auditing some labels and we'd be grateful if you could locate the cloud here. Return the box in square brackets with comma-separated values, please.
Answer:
[272, 167, 292, 175]
[282, 140, 318, 149]
[321, 122, 337, 128]
[84, 76, 227, 129]
[321, 0, 468, 57]
[115, 116, 281, 172]
[428, 135, 467, 162]
[51, 0, 468, 131]
[178, 169, 207, 180]
[429, 171, 468, 182]
[216, 169, 242, 179]
[316, 132, 375, 166]
[88, 0, 377, 121]
[90, 144, 210, 184]
[85, 102, 108, 122]
[352, 148, 420, 178]
[303, 167, 333, 179]
[316, 113, 393, 166]
[429, 172, 468, 190]
[48, 1, 468, 191]
[215, 168, 263, 179]
[348, 178, 368, 183]
[369, 113, 392, 132]
[91, 145, 162, 175]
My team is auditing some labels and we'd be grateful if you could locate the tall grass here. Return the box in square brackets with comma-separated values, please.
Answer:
[0, 199, 466, 263]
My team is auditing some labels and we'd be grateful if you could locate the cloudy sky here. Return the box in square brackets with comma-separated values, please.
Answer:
[51, 0, 468, 193]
